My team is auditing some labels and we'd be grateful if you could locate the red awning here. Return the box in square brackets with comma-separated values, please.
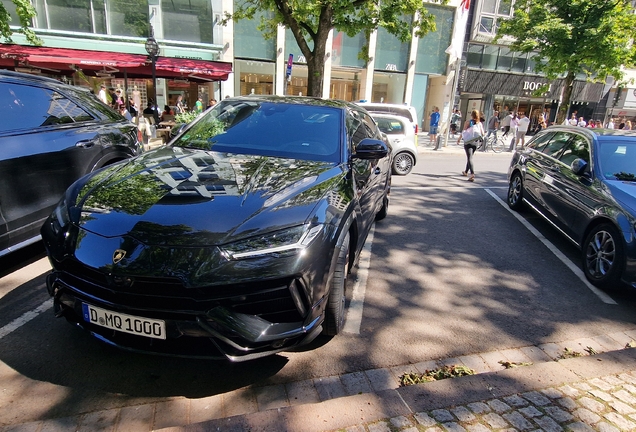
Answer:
[0, 44, 232, 81]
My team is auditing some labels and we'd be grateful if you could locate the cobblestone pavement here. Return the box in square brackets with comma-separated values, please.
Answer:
[336, 371, 636, 432]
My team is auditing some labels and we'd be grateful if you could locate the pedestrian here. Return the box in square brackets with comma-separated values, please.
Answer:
[175, 95, 186, 114]
[626, 120, 632, 130]
[577, 116, 586, 128]
[429, 106, 440, 145]
[607, 118, 615, 129]
[508, 112, 519, 150]
[118, 105, 133, 121]
[512, 111, 530, 151]
[195, 96, 204, 114]
[207, 99, 217, 110]
[98, 84, 108, 105]
[450, 108, 461, 136]
[484, 110, 499, 151]
[460, 109, 484, 182]
[127, 98, 137, 118]
[500, 110, 512, 138]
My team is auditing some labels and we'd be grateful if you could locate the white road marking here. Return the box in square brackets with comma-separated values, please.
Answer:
[485, 188, 617, 305]
[343, 225, 374, 334]
[0, 299, 53, 340]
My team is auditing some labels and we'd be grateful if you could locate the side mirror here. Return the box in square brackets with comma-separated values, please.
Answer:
[571, 158, 589, 176]
[353, 138, 389, 160]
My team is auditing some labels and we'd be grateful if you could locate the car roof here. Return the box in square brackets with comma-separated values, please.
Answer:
[0, 69, 71, 87]
[546, 125, 636, 139]
[369, 112, 411, 122]
[228, 95, 355, 110]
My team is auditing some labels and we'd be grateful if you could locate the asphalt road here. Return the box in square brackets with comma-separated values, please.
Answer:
[1, 150, 635, 426]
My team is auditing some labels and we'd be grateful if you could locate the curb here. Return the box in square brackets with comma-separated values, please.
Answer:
[158, 348, 636, 432]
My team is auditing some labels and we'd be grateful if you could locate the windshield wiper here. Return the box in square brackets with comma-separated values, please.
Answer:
[614, 172, 636, 181]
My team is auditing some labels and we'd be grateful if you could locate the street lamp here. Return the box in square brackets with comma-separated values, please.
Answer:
[145, 25, 159, 112]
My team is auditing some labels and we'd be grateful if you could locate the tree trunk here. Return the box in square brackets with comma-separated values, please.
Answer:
[305, 5, 332, 97]
[556, 71, 575, 125]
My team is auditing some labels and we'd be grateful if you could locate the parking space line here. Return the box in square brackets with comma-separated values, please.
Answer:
[0, 299, 52, 340]
[343, 225, 374, 334]
[485, 188, 617, 305]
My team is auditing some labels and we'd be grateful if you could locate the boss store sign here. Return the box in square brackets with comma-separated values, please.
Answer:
[460, 70, 554, 97]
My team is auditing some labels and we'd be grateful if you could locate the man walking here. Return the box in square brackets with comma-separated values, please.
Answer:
[429, 106, 440, 145]
[483, 110, 499, 151]
[511, 111, 530, 151]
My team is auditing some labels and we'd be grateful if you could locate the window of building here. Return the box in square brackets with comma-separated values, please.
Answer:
[234, 9, 276, 60]
[162, 0, 213, 44]
[371, 72, 407, 104]
[415, 5, 453, 75]
[374, 15, 411, 73]
[331, 31, 366, 69]
[466, 44, 483, 68]
[477, 0, 515, 37]
[483, 45, 499, 69]
[511, 52, 527, 72]
[235, 60, 275, 95]
[285, 28, 313, 64]
[497, 47, 514, 71]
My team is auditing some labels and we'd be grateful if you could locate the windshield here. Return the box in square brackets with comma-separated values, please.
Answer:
[172, 100, 342, 163]
[598, 140, 636, 181]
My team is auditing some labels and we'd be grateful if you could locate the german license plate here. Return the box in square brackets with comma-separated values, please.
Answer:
[82, 303, 166, 340]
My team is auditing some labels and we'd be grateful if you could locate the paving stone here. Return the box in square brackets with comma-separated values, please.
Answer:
[603, 412, 636, 430]
[117, 404, 154, 431]
[487, 399, 512, 413]
[557, 397, 578, 410]
[442, 423, 467, 432]
[402, 428, 419, 432]
[223, 387, 258, 417]
[589, 389, 614, 402]
[502, 411, 533, 430]
[285, 379, 321, 406]
[538, 342, 564, 360]
[439, 357, 465, 368]
[603, 375, 626, 386]
[624, 384, 636, 394]
[189, 394, 224, 424]
[569, 337, 606, 356]
[499, 348, 534, 364]
[457, 355, 491, 374]
[340, 371, 372, 396]
[344, 426, 366, 432]
[465, 425, 491, 432]
[541, 388, 563, 399]
[544, 406, 574, 422]
[519, 406, 543, 418]
[522, 391, 552, 406]
[574, 383, 594, 392]
[620, 374, 636, 385]
[609, 331, 636, 347]
[424, 427, 444, 432]
[368, 421, 392, 432]
[614, 389, 636, 405]
[519, 346, 553, 363]
[573, 407, 602, 425]
[365, 368, 397, 392]
[504, 394, 529, 407]
[466, 402, 491, 415]
[566, 421, 595, 431]
[482, 413, 509, 429]
[254, 384, 289, 411]
[478, 351, 507, 371]
[589, 378, 615, 391]
[534, 415, 564, 432]
[153, 398, 188, 430]
[390, 416, 412, 428]
[610, 399, 636, 415]
[597, 422, 620, 432]
[77, 409, 119, 432]
[314, 376, 346, 401]
[450, 406, 475, 423]
[431, 409, 455, 423]
[413, 360, 441, 374]
[592, 334, 627, 352]
[39, 417, 81, 432]
[2, 422, 42, 432]
[578, 396, 607, 413]
[414, 412, 437, 427]
[558, 385, 580, 397]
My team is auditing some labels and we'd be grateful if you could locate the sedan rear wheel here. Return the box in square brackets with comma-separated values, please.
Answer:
[507, 172, 524, 211]
[582, 223, 625, 290]
[323, 232, 349, 336]
[392, 152, 414, 175]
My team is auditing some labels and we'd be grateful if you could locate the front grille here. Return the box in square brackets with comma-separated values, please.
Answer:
[55, 259, 304, 322]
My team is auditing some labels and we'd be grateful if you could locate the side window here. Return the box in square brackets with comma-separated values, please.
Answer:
[559, 134, 590, 166]
[527, 131, 555, 152]
[361, 113, 381, 139]
[376, 118, 405, 135]
[0, 82, 94, 133]
[541, 132, 572, 158]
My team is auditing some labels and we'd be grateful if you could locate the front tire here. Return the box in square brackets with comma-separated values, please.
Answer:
[582, 223, 625, 290]
[392, 152, 414, 175]
[507, 172, 524, 211]
[492, 137, 505, 153]
[323, 232, 349, 336]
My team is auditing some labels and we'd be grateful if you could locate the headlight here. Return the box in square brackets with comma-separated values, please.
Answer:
[220, 224, 324, 260]
[50, 198, 70, 235]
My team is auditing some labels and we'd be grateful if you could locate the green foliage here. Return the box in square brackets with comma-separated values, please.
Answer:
[175, 111, 200, 124]
[0, 0, 41, 45]
[495, 0, 636, 122]
[399, 365, 475, 386]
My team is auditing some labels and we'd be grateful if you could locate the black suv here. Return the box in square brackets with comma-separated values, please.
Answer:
[0, 70, 142, 257]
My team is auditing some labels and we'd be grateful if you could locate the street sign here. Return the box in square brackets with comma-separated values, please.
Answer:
[286, 54, 293, 78]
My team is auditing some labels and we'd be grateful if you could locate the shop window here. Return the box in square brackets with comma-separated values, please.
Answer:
[466, 44, 483, 68]
[162, 0, 213, 44]
[415, 5, 453, 75]
[235, 60, 275, 96]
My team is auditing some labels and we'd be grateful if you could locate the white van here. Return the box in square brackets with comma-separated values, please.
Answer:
[356, 102, 419, 146]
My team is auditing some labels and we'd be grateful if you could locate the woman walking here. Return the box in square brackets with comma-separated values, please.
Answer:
[461, 110, 484, 182]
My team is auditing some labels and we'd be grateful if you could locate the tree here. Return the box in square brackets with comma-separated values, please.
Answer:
[0, 0, 40, 45]
[495, 0, 636, 124]
[225, 0, 444, 97]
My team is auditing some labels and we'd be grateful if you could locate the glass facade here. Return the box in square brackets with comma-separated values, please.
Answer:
[161, 0, 213, 43]
[467, 43, 537, 74]
[415, 5, 454, 75]
[371, 72, 407, 104]
[235, 59, 275, 95]
[284, 28, 313, 63]
[374, 16, 411, 73]
[331, 31, 366, 69]
[234, 9, 276, 60]
[476, 0, 514, 37]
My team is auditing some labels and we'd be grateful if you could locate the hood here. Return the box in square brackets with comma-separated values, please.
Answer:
[72, 146, 344, 246]
[605, 180, 636, 215]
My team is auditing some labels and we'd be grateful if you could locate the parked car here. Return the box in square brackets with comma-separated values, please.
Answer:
[356, 102, 419, 146]
[371, 113, 418, 175]
[41, 96, 392, 361]
[507, 126, 636, 290]
[0, 70, 142, 257]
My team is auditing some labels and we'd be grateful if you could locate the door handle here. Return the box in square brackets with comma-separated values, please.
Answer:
[75, 140, 96, 149]
[374, 167, 381, 175]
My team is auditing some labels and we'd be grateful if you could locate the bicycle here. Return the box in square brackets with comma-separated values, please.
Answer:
[477, 130, 506, 153]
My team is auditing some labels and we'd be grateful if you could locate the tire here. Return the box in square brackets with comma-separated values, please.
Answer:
[375, 193, 389, 221]
[582, 223, 625, 290]
[323, 232, 349, 336]
[392, 152, 414, 175]
[491, 137, 505, 153]
[507, 172, 524, 211]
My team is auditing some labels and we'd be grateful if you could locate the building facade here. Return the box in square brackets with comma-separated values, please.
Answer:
[0, 0, 461, 128]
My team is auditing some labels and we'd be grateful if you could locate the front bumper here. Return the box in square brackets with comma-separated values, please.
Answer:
[47, 272, 325, 362]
